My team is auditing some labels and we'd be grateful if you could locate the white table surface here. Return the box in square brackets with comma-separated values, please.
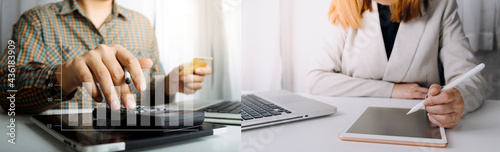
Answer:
[0, 109, 240, 152]
[241, 93, 500, 152]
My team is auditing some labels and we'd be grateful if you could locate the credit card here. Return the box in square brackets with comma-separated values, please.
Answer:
[179, 57, 213, 75]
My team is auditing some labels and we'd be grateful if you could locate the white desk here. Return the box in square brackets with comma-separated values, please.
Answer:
[242, 94, 500, 152]
[0, 109, 240, 152]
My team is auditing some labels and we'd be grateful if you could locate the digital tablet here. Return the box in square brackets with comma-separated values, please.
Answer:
[339, 107, 447, 148]
[31, 113, 227, 152]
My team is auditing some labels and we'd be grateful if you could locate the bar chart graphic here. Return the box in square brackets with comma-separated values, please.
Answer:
[59, 69, 196, 131]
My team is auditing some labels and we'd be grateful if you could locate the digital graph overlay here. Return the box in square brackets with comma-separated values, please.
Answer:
[57, 68, 196, 131]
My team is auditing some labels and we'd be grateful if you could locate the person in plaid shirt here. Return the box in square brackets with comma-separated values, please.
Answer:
[0, 0, 212, 113]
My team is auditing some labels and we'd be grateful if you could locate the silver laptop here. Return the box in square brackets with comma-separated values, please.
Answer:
[242, 90, 337, 130]
[167, 99, 241, 125]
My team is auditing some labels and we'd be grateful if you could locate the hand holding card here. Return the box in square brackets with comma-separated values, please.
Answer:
[180, 57, 213, 75]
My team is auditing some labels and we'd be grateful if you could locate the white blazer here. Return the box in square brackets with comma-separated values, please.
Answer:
[307, 0, 487, 115]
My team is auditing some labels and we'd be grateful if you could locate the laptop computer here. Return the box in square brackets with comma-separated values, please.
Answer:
[167, 99, 241, 125]
[241, 90, 337, 130]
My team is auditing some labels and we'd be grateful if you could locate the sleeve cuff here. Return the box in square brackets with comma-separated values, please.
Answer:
[46, 64, 75, 101]
[454, 85, 481, 115]
[379, 82, 395, 98]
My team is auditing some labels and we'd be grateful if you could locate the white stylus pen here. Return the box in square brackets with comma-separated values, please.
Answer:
[406, 63, 485, 115]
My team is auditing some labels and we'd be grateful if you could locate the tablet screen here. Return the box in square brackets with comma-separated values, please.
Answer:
[32, 113, 224, 146]
[346, 107, 441, 139]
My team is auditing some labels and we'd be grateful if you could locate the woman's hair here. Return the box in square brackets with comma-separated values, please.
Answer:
[328, 0, 429, 29]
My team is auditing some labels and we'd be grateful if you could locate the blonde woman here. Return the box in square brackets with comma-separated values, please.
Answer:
[307, 0, 487, 128]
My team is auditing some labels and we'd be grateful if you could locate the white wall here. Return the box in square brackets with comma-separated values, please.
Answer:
[456, 0, 499, 51]
[241, 0, 282, 91]
[1, 0, 59, 56]
[287, 0, 332, 93]
[241, 0, 331, 93]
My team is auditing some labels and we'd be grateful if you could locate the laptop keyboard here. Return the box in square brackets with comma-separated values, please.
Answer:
[242, 94, 291, 121]
[201, 101, 241, 114]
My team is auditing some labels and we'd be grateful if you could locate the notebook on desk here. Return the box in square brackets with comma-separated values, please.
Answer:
[167, 99, 241, 125]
